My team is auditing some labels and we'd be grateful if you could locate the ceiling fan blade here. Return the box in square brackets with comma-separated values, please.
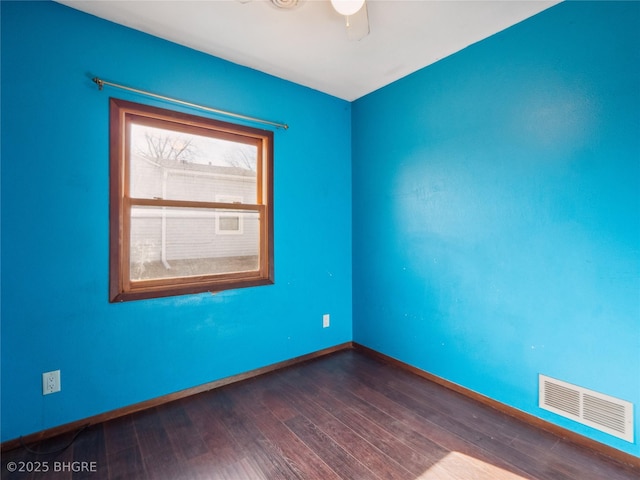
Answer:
[346, 1, 369, 41]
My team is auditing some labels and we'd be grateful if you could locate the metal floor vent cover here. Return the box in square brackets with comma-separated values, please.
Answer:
[539, 374, 634, 442]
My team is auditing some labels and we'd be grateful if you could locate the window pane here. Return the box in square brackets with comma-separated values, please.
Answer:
[219, 216, 240, 231]
[129, 124, 257, 203]
[130, 206, 260, 281]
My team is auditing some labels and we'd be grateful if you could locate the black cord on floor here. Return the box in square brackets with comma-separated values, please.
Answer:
[19, 424, 90, 455]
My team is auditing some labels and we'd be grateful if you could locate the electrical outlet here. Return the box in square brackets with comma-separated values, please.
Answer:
[42, 370, 61, 395]
[323, 314, 330, 328]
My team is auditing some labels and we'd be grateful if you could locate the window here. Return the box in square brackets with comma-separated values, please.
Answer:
[215, 195, 244, 235]
[109, 99, 274, 302]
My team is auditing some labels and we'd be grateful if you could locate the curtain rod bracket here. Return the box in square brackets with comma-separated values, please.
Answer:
[92, 77, 104, 91]
[91, 76, 288, 130]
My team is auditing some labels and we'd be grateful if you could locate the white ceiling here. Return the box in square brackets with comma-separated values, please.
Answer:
[57, 0, 559, 101]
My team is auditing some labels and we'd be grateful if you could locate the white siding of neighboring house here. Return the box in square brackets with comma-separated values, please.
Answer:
[130, 155, 259, 266]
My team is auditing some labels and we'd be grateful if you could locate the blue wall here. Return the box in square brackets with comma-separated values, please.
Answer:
[352, 1, 639, 457]
[0, 1, 352, 442]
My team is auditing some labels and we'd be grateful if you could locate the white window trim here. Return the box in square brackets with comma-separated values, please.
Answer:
[215, 195, 244, 235]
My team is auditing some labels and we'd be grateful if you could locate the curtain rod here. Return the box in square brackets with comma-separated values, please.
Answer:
[92, 77, 289, 130]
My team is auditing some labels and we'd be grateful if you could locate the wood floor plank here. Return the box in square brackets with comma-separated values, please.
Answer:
[71, 424, 108, 480]
[292, 352, 546, 479]
[327, 352, 571, 480]
[107, 445, 145, 480]
[156, 401, 209, 462]
[331, 401, 442, 476]
[283, 414, 378, 480]
[352, 354, 561, 463]
[255, 387, 300, 422]
[139, 448, 184, 480]
[181, 393, 246, 469]
[288, 355, 541, 480]
[3, 349, 638, 480]
[274, 379, 415, 479]
[213, 390, 300, 479]
[103, 415, 138, 457]
[344, 351, 639, 480]
[548, 439, 639, 480]
[227, 389, 343, 480]
[132, 408, 173, 461]
[211, 457, 268, 480]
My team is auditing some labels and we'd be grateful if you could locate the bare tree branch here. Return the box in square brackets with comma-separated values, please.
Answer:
[139, 131, 196, 163]
[224, 144, 256, 171]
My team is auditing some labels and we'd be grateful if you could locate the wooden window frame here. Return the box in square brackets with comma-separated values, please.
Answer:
[109, 98, 274, 302]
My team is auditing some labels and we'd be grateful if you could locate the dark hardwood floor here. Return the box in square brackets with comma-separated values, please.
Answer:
[2, 349, 638, 479]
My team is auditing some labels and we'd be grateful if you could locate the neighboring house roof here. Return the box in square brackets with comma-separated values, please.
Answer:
[147, 156, 256, 177]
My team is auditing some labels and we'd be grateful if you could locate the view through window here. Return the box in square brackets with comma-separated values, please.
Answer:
[110, 99, 274, 302]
